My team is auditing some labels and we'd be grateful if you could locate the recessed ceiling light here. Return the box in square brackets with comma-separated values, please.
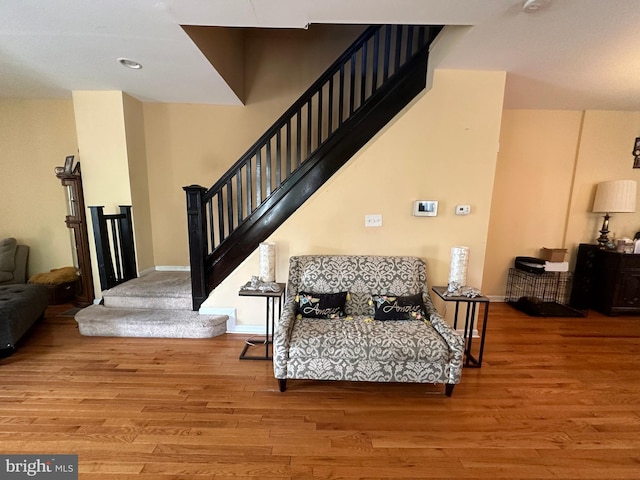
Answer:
[118, 58, 143, 69]
[523, 0, 551, 12]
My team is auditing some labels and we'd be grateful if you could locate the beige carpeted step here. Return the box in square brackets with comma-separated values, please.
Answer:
[102, 271, 192, 310]
[75, 305, 227, 338]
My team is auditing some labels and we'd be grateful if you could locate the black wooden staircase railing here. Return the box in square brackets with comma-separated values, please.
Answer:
[90, 205, 137, 291]
[184, 24, 442, 310]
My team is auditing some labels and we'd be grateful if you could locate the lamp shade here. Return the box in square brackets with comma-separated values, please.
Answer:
[592, 180, 637, 213]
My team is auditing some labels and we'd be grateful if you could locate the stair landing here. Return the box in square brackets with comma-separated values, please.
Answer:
[74, 271, 227, 338]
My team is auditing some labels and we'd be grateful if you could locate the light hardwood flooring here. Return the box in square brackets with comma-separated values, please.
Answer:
[0, 302, 639, 479]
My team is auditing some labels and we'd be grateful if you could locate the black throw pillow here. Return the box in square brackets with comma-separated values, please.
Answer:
[370, 293, 426, 321]
[296, 291, 349, 319]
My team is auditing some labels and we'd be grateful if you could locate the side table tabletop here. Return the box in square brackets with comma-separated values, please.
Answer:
[431, 285, 490, 368]
[238, 282, 286, 360]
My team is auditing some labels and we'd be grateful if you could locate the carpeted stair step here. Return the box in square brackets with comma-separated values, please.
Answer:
[75, 305, 228, 338]
[102, 271, 192, 310]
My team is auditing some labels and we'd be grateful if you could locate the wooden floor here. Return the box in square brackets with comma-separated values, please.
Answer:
[1, 303, 640, 479]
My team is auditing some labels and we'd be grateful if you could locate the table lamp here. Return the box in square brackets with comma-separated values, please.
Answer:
[592, 179, 637, 248]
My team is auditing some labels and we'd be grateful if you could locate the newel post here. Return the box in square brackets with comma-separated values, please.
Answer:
[184, 185, 208, 311]
[118, 205, 138, 282]
[89, 206, 115, 291]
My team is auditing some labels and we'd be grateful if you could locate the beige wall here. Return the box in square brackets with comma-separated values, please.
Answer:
[72, 91, 156, 297]
[203, 69, 507, 326]
[123, 94, 155, 272]
[483, 110, 583, 297]
[566, 111, 640, 251]
[484, 109, 640, 298]
[0, 99, 78, 277]
[73, 91, 133, 207]
[73, 91, 132, 297]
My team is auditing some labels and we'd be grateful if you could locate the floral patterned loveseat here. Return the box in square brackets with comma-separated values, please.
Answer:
[273, 255, 464, 396]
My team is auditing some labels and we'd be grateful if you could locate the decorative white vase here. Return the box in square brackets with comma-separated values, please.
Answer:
[448, 246, 469, 288]
[259, 242, 276, 282]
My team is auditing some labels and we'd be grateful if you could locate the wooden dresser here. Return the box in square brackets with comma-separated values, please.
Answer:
[571, 243, 640, 315]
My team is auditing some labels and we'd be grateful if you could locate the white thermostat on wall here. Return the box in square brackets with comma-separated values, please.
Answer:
[413, 200, 438, 217]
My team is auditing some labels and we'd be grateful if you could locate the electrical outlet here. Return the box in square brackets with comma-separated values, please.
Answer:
[365, 214, 382, 227]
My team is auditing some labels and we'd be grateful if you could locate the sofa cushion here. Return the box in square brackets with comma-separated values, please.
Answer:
[288, 316, 449, 363]
[296, 291, 348, 319]
[371, 294, 426, 321]
[0, 238, 17, 273]
[0, 284, 49, 350]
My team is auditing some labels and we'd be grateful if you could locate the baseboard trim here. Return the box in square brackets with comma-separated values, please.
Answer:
[138, 267, 155, 276]
[456, 328, 480, 338]
[198, 307, 263, 334]
[138, 266, 190, 277]
[225, 325, 265, 335]
[155, 266, 191, 272]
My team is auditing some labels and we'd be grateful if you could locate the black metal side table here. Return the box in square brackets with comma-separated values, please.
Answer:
[238, 282, 285, 360]
[432, 286, 490, 368]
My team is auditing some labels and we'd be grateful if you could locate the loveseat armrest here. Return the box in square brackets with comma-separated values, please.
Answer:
[273, 293, 298, 379]
[429, 312, 464, 383]
[423, 292, 464, 383]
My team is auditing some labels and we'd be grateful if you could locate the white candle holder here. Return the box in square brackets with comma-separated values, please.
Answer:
[259, 242, 276, 282]
[448, 246, 469, 292]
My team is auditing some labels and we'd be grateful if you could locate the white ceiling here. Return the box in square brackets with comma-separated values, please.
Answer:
[1, 0, 640, 110]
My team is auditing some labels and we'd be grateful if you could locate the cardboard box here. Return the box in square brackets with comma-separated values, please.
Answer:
[540, 248, 567, 262]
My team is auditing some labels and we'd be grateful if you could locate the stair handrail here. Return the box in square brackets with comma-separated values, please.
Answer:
[185, 24, 442, 309]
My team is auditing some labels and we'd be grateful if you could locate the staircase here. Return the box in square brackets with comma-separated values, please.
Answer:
[74, 271, 228, 338]
[185, 24, 443, 310]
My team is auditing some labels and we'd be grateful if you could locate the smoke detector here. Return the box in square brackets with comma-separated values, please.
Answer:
[523, 0, 551, 12]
